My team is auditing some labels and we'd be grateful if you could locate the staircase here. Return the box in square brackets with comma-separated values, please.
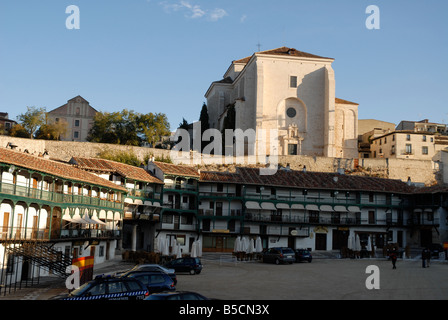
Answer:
[5, 242, 72, 278]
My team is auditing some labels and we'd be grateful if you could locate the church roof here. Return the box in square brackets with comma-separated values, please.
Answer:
[233, 47, 333, 64]
[335, 98, 359, 105]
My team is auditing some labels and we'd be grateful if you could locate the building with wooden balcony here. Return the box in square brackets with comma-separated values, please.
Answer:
[0, 148, 127, 290]
[146, 161, 200, 256]
[69, 157, 164, 253]
[198, 166, 448, 254]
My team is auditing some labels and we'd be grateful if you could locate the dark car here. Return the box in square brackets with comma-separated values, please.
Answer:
[295, 249, 312, 263]
[122, 271, 175, 293]
[164, 257, 202, 275]
[145, 291, 209, 300]
[52, 275, 149, 300]
[429, 243, 444, 258]
[262, 247, 295, 264]
[120, 264, 177, 285]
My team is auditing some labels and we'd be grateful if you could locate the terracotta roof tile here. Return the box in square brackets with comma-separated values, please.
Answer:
[201, 167, 413, 194]
[152, 161, 200, 178]
[335, 98, 359, 105]
[0, 148, 126, 192]
[71, 157, 163, 184]
[234, 47, 333, 64]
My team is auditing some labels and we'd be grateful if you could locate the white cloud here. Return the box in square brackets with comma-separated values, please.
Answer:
[159, 1, 227, 21]
[208, 8, 228, 22]
[240, 14, 247, 23]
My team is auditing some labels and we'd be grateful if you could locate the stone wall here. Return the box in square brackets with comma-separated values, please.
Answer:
[0, 135, 441, 185]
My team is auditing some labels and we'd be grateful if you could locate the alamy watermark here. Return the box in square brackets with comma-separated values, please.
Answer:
[366, 5, 380, 30]
[66, 5, 80, 30]
[365, 265, 380, 290]
[170, 123, 279, 175]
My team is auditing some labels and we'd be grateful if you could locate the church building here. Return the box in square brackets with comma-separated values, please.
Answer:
[205, 47, 359, 158]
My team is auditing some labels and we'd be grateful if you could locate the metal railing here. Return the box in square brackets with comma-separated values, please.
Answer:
[0, 182, 123, 210]
[0, 226, 121, 241]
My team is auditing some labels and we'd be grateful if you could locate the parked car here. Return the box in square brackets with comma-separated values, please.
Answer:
[145, 291, 209, 300]
[119, 264, 177, 285]
[429, 243, 444, 258]
[262, 247, 295, 264]
[51, 275, 149, 300]
[295, 249, 312, 263]
[164, 257, 202, 275]
[122, 271, 175, 293]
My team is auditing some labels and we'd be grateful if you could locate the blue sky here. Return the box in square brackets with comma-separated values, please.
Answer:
[1, 0, 447, 130]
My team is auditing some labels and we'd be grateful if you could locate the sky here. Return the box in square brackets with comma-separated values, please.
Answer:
[0, 0, 447, 131]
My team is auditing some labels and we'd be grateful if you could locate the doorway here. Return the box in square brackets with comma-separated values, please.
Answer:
[315, 233, 327, 250]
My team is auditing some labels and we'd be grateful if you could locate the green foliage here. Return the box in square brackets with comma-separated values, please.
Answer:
[9, 124, 30, 138]
[97, 149, 142, 167]
[137, 112, 171, 147]
[16, 106, 46, 139]
[88, 109, 170, 146]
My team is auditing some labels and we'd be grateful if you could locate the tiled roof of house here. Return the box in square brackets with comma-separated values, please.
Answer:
[70, 157, 163, 184]
[201, 167, 413, 194]
[152, 161, 200, 178]
[0, 148, 127, 192]
[233, 47, 333, 64]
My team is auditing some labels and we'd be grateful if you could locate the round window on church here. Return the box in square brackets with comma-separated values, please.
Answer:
[286, 107, 296, 118]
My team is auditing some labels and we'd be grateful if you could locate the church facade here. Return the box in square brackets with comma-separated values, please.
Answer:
[205, 47, 359, 158]
[47, 95, 97, 142]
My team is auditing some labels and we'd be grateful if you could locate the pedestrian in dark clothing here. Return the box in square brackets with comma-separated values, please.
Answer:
[390, 251, 397, 269]
[422, 248, 430, 268]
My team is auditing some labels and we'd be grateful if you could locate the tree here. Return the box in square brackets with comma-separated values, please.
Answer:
[87, 110, 141, 145]
[9, 124, 30, 138]
[178, 118, 190, 130]
[34, 115, 68, 140]
[221, 104, 236, 155]
[137, 112, 171, 147]
[199, 103, 210, 152]
[17, 107, 46, 139]
[88, 110, 170, 146]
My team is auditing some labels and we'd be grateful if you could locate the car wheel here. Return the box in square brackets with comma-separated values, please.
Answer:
[190, 269, 196, 275]
[275, 258, 280, 265]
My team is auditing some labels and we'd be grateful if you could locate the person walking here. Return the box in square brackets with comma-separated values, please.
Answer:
[390, 250, 397, 269]
[422, 247, 429, 268]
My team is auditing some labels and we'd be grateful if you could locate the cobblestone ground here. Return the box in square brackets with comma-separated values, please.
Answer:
[0, 256, 446, 300]
[175, 257, 448, 300]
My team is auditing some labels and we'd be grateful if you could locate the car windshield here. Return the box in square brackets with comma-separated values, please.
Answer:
[69, 281, 97, 296]
[282, 249, 294, 254]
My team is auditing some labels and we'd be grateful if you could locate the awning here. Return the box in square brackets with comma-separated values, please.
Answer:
[90, 215, 106, 225]
[245, 201, 261, 209]
[334, 205, 348, 212]
[63, 216, 88, 224]
[261, 202, 276, 210]
[320, 205, 333, 212]
[348, 206, 361, 212]
[291, 204, 305, 210]
[306, 204, 319, 211]
[276, 203, 290, 209]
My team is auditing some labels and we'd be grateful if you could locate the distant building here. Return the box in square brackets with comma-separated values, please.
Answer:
[358, 119, 396, 158]
[0, 113, 17, 134]
[370, 119, 448, 160]
[47, 96, 97, 142]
